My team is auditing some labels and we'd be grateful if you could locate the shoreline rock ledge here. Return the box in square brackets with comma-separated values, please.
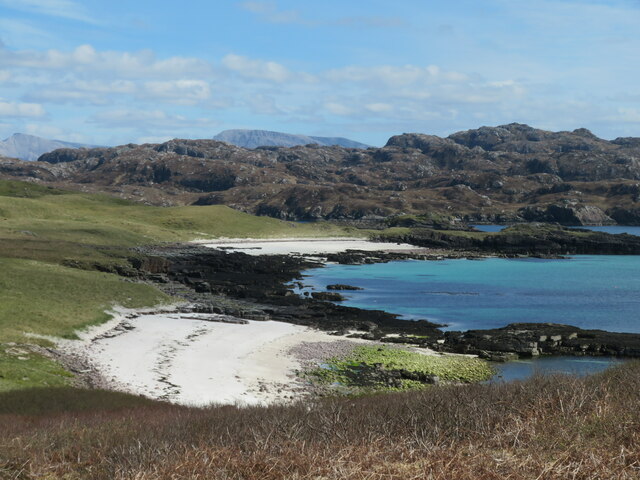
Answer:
[442, 323, 640, 358]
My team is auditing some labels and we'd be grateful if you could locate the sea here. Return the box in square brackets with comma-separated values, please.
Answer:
[300, 240, 640, 381]
[472, 224, 640, 236]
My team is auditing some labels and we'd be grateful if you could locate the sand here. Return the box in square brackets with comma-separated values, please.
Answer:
[57, 307, 367, 406]
[193, 237, 428, 256]
[54, 238, 434, 406]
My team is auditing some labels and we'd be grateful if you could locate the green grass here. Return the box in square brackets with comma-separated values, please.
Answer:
[0, 347, 72, 392]
[0, 182, 351, 250]
[304, 345, 494, 393]
[0, 257, 170, 344]
[0, 255, 170, 390]
[0, 181, 355, 391]
[0, 179, 73, 198]
[0, 180, 351, 278]
[0, 182, 352, 270]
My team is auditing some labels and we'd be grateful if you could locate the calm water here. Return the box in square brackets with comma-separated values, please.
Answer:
[472, 224, 640, 236]
[490, 356, 627, 382]
[301, 255, 639, 380]
[301, 256, 640, 333]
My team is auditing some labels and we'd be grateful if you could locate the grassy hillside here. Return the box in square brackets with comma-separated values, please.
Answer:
[0, 181, 348, 247]
[0, 258, 169, 344]
[0, 180, 351, 391]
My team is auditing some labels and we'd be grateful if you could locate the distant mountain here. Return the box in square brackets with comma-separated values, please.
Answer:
[213, 129, 370, 149]
[0, 133, 95, 161]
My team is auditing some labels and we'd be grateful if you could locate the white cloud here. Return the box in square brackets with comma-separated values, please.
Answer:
[141, 80, 211, 105]
[89, 109, 219, 131]
[3, 42, 625, 144]
[239, 1, 407, 28]
[324, 102, 353, 116]
[0, 44, 213, 79]
[222, 54, 291, 83]
[0, 0, 95, 23]
[240, 1, 272, 14]
[23, 80, 137, 105]
[136, 135, 175, 144]
[608, 108, 640, 124]
[22, 123, 88, 143]
[239, 2, 303, 24]
[246, 94, 284, 115]
[0, 18, 55, 48]
[325, 64, 468, 88]
[0, 100, 45, 117]
[365, 103, 393, 113]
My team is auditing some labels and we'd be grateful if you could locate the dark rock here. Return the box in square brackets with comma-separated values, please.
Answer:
[378, 224, 640, 255]
[311, 291, 346, 301]
[326, 284, 363, 291]
[444, 323, 640, 358]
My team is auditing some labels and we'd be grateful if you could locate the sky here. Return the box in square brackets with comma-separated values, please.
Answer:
[0, 0, 639, 147]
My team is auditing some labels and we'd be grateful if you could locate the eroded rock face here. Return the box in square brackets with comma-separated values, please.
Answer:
[3, 123, 640, 223]
[519, 204, 614, 225]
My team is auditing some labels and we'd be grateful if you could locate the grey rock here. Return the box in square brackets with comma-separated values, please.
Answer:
[213, 129, 369, 149]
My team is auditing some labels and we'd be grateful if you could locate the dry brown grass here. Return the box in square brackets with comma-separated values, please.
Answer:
[2, 363, 640, 479]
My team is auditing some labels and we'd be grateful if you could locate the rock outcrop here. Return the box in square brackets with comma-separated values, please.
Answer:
[444, 323, 640, 357]
[2, 123, 640, 224]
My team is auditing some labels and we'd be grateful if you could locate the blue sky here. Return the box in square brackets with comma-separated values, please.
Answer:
[0, 0, 639, 146]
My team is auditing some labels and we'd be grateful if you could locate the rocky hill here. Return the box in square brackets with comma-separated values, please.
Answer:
[2, 123, 640, 225]
[213, 129, 370, 149]
[0, 133, 96, 161]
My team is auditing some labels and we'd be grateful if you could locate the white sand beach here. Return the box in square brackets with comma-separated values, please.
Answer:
[57, 307, 367, 406]
[193, 237, 427, 256]
[53, 239, 434, 406]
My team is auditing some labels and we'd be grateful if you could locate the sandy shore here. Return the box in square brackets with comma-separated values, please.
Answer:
[193, 237, 428, 256]
[56, 307, 370, 406]
[54, 239, 435, 406]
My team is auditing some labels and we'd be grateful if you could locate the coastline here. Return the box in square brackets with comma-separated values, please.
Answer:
[53, 235, 640, 405]
[52, 238, 450, 406]
[54, 306, 383, 406]
[193, 237, 430, 256]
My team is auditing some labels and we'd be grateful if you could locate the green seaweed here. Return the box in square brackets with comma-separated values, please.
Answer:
[303, 345, 494, 394]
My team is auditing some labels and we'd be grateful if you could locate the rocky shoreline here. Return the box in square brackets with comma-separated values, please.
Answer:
[127, 237, 640, 362]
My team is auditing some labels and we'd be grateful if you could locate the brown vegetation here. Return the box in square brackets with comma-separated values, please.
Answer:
[3, 123, 640, 224]
[2, 363, 640, 479]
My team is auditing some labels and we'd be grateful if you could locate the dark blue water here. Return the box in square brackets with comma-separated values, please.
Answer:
[302, 256, 640, 333]
[472, 224, 640, 236]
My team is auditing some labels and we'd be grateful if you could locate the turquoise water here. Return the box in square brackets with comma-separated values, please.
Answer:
[471, 224, 506, 232]
[490, 356, 627, 382]
[302, 256, 640, 333]
[575, 226, 640, 236]
[472, 224, 640, 236]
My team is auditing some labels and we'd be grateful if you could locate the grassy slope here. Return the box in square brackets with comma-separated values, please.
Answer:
[0, 180, 351, 391]
[0, 187, 348, 246]
[0, 258, 169, 344]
